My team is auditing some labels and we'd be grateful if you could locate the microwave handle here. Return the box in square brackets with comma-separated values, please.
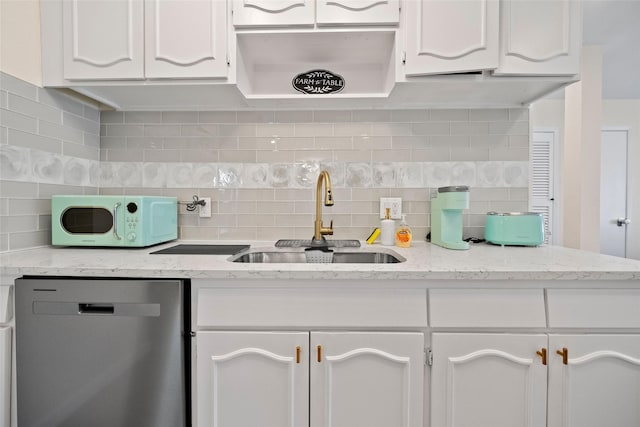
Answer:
[113, 202, 122, 240]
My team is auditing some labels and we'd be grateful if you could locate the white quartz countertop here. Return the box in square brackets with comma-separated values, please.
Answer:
[1, 240, 640, 282]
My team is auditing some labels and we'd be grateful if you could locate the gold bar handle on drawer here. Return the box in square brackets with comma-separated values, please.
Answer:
[296, 346, 301, 364]
[317, 345, 322, 363]
[536, 348, 547, 365]
[557, 347, 568, 365]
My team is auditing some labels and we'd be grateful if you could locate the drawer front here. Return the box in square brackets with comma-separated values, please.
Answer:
[547, 289, 640, 328]
[197, 287, 427, 329]
[429, 289, 546, 328]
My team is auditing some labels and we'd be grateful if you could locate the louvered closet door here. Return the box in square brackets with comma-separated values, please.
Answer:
[531, 131, 555, 244]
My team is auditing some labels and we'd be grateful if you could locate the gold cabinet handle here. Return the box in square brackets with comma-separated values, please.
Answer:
[536, 348, 547, 365]
[556, 347, 568, 365]
[317, 345, 322, 363]
[296, 346, 301, 364]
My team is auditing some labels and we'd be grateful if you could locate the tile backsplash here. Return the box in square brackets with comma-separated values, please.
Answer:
[1, 72, 529, 250]
[1, 72, 100, 251]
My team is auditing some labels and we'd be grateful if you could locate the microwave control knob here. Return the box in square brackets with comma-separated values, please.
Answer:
[127, 232, 136, 242]
[127, 202, 138, 213]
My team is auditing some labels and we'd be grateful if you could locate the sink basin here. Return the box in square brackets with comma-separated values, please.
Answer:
[229, 249, 405, 264]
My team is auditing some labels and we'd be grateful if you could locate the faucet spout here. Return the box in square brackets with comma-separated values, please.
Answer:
[313, 170, 334, 242]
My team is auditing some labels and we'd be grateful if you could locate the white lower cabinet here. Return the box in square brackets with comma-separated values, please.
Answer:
[431, 333, 548, 427]
[195, 331, 309, 427]
[547, 334, 640, 427]
[195, 331, 424, 427]
[0, 327, 11, 427]
[431, 333, 640, 427]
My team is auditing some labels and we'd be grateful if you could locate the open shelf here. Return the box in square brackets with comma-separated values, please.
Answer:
[236, 30, 396, 99]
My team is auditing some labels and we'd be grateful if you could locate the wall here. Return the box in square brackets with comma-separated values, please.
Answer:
[531, 98, 640, 260]
[99, 109, 529, 242]
[0, 72, 101, 251]
[0, 0, 42, 86]
[0, 73, 530, 251]
[563, 46, 602, 253]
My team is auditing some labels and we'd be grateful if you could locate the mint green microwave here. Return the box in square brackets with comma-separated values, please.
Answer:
[52, 196, 178, 247]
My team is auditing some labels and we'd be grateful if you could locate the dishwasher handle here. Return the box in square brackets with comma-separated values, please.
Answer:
[32, 301, 160, 317]
[79, 303, 115, 315]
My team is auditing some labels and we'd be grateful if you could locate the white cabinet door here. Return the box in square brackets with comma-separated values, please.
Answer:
[316, 0, 399, 26]
[494, 0, 581, 75]
[403, 0, 499, 76]
[431, 333, 548, 427]
[232, 0, 315, 27]
[548, 334, 640, 427]
[310, 332, 424, 427]
[62, 0, 144, 80]
[145, 0, 227, 78]
[195, 331, 309, 427]
[0, 327, 10, 427]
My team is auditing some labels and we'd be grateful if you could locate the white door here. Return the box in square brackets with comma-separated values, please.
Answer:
[0, 327, 10, 427]
[62, 0, 144, 80]
[600, 129, 630, 257]
[548, 334, 640, 427]
[494, 0, 581, 75]
[316, 0, 399, 26]
[310, 332, 424, 427]
[531, 130, 558, 244]
[403, 0, 499, 76]
[430, 333, 548, 427]
[145, 0, 228, 78]
[195, 331, 309, 427]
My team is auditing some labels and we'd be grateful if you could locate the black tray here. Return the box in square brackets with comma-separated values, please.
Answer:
[151, 244, 250, 255]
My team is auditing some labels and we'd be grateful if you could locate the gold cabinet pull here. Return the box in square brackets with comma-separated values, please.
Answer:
[296, 346, 301, 364]
[536, 348, 547, 365]
[317, 345, 322, 363]
[556, 347, 568, 365]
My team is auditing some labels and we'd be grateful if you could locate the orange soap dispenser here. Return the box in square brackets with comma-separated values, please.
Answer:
[395, 214, 412, 248]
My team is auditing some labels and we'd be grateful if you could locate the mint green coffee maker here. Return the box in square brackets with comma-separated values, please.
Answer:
[430, 186, 470, 250]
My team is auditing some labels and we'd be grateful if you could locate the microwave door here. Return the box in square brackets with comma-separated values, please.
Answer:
[60, 203, 123, 245]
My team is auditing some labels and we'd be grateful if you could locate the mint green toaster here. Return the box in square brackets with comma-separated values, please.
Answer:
[484, 212, 544, 246]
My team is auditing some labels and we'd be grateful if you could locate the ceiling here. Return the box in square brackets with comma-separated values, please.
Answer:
[564, 0, 640, 99]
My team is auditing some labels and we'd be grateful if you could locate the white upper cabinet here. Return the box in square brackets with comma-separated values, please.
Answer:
[403, 0, 581, 77]
[495, 0, 582, 75]
[232, 0, 315, 27]
[316, 0, 400, 26]
[145, 0, 227, 78]
[62, 0, 144, 80]
[403, 0, 499, 76]
[61, 0, 227, 80]
[232, 0, 398, 28]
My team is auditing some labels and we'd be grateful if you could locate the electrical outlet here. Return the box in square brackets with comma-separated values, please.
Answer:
[198, 197, 212, 218]
[379, 197, 402, 219]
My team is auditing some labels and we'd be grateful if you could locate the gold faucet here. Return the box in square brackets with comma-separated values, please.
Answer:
[313, 170, 334, 242]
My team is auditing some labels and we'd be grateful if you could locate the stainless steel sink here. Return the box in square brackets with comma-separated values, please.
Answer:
[229, 249, 405, 264]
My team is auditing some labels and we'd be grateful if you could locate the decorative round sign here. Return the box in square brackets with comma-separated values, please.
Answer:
[292, 70, 345, 95]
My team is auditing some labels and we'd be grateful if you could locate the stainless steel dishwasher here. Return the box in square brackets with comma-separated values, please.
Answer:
[15, 277, 190, 427]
